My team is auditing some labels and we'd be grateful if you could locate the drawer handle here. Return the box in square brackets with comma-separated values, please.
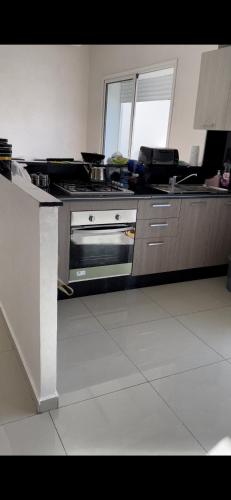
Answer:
[152, 204, 171, 208]
[150, 223, 168, 227]
[148, 242, 164, 246]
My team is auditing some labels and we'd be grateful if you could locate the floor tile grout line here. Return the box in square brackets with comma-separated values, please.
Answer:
[79, 288, 172, 317]
[137, 289, 178, 317]
[57, 285, 231, 413]
[58, 299, 151, 410]
[48, 411, 68, 455]
[94, 314, 170, 331]
[73, 285, 231, 327]
[58, 292, 231, 403]
[142, 294, 231, 318]
[82, 299, 150, 382]
[86, 302, 220, 404]
[171, 302, 231, 318]
[63, 297, 230, 395]
[147, 358, 228, 383]
[57, 380, 149, 411]
[57, 329, 108, 343]
[59, 335, 210, 455]
[149, 382, 208, 454]
[93, 307, 231, 387]
[52, 358, 230, 417]
[92, 304, 231, 331]
[175, 316, 229, 360]
[0, 411, 39, 429]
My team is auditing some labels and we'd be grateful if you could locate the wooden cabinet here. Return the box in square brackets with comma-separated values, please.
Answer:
[176, 198, 215, 270]
[132, 237, 178, 276]
[138, 198, 181, 219]
[207, 198, 231, 265]
[133, 198, 180, 276]
[135, 217, 179, 239]
[194, 46, 231, 130]
[58, 195, 231, 283]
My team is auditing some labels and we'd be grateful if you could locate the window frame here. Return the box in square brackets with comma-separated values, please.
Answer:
[100, 59, 178, 158]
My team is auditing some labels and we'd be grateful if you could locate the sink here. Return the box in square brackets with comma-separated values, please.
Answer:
[150, 184, 218, 195]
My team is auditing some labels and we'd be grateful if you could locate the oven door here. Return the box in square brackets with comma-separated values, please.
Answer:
[69, 223, 136, 282]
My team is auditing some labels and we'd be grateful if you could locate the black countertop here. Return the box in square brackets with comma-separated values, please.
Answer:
[49, 183, 231, 202]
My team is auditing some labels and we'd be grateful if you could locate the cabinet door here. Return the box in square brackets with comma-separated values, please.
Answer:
[138, 199, 181, 219]
[176, 198, 215, 270]
[132, 237, 178, 276]
[194, 47, 231, 130]
[207, 198, 231, 265]
[135, 218, 179, 239]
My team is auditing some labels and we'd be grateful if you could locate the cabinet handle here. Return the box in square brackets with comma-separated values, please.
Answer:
[152, 204, 171, 208]
[148, 242, 164, 246]
[150, 223, 168, 227]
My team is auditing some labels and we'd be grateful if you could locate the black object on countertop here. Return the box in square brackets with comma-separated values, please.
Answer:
[139, 147, 180, 165]
[81, 152, 105, 164]
[46, 158, 74, 162]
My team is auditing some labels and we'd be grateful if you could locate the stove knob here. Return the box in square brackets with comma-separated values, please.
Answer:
[89, 215, 95, 222]
[115, 214, 121, 221]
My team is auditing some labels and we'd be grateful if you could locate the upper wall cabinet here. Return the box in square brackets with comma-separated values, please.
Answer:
[194, 46, 231, 130]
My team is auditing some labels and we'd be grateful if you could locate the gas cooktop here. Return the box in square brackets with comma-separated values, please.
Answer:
[53, 181, 134, 196]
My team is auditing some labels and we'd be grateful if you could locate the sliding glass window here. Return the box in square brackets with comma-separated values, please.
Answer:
[103, 64, 176, 161]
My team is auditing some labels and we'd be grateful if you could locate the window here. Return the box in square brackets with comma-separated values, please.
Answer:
[103, 63, 176, 161]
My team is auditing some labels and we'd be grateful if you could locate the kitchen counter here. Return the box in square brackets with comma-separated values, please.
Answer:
[49, 184, 231, 202]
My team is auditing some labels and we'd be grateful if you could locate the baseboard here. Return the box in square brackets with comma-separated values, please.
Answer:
[58, 264, 228, 299]
[0, 302, 59, 413]
[37, 395, 59, 413]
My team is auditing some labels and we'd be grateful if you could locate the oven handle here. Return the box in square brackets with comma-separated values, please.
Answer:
[71, 226, 135, 236]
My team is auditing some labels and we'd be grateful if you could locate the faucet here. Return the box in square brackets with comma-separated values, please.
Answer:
[169, 173, 198, 190]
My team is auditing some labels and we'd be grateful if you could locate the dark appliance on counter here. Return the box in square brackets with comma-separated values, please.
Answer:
[140, 147, 188, 185]
[138, 146, 213, 186]
[138, 147, 180, 166]
[69, 209, 137, 282]
[152, 148, 179, 164]
[0, 138, 12, 180]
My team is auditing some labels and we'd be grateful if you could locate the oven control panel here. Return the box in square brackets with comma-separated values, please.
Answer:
[71, 209, 137, 227]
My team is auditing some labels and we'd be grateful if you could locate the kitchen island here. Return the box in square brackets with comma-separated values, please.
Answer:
[54, 186, 231, 298]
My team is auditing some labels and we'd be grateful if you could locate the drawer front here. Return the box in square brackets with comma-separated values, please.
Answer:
[138, 199, 181, 219]
[135, 218, 179, 238]
[132, 237, 178, 276]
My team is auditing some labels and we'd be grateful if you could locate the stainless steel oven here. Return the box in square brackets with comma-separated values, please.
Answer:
[69, 209, 137, 282]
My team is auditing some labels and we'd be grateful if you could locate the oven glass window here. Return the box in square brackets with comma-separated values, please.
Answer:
[69, 224, 135, 281]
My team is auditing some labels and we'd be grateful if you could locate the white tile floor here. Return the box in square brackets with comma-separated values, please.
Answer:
[1, 276, 231, 455]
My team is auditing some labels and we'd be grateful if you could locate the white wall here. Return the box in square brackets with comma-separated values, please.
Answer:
[0, 45, 90, 160]
[86, 45, 218, 164]
[0, 175, 59, 410]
